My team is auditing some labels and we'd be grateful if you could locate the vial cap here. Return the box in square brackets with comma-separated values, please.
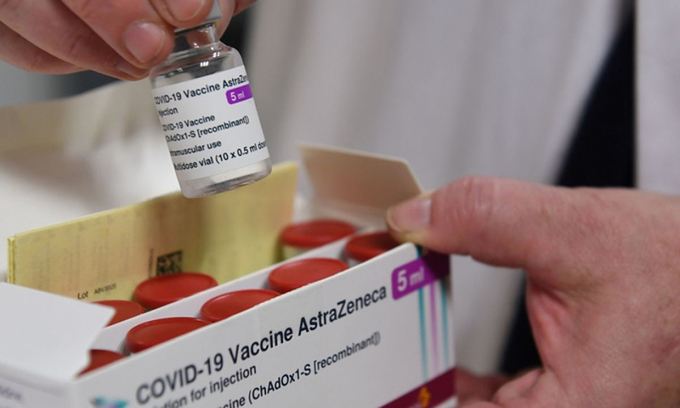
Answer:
[126, 317, 211, 353]
[133, 272, 219, 310]
[268, 258, 349, 293]
[280, 219, 356, 249]
[94, 300, 145, 326]
[201, 289, 280, 322]
[345, 231, 400, 263]
[79, 349, 125, 376]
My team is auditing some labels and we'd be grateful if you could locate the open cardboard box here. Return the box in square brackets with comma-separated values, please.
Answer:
[0, 145, 456, 408]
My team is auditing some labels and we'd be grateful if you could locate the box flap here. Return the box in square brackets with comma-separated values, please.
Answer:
[7, 162, 298, 301]
[0, 283, 113, 380]
[300, 144, 423, 226]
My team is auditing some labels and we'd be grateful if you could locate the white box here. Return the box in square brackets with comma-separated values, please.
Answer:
[0, 146, 456, 408]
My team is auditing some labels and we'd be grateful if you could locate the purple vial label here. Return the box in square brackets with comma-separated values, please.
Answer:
[226, 84, 253, 105]
[391, 252, 449, 300]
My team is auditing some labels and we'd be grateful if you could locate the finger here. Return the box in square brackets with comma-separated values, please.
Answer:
[0, 22, 81, 74]
[457, 368, 509, 404]
[386, 177, 617, 288]
[492, 369, 542, 404]
[215, 0, 235, 36]
[387, 177, 557, 268]
[148, 0, 217, 30]
[233, 0, 258, 15]
[459, 402, 500, 408]
[60, 0, 175, 68]
[0, 0, 148, 79]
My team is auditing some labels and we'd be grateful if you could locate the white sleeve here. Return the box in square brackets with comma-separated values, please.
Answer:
[637, 1, 680, 194]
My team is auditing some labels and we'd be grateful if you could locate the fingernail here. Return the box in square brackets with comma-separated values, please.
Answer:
[387, 196, 432, 234]
[165, 0, 206, 21]
[124, 22, 167, 64]
[116, 59, 149, 79]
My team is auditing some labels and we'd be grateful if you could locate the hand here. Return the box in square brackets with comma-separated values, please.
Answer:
[386, 177, 680, 408]
[0, 0, 257, 80]
[457, 369, 509, 405]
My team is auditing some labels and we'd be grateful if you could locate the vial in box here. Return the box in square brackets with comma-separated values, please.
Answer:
[150, 2, 271, 198]
[279, 219, 356, 259]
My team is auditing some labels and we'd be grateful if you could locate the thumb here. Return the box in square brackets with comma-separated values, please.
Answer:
[457, 369, 509, 405]
[386, 177, 603, 287]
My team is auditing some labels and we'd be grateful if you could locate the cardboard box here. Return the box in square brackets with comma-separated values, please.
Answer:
[7, 162, 298, 301]
[0, 146, 456, 408]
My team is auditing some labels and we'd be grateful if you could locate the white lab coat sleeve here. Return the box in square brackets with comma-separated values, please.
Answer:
[637, 1, 680, 194]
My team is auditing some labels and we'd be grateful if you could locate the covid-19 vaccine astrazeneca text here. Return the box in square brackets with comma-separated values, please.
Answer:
[150, 2, 271, 198]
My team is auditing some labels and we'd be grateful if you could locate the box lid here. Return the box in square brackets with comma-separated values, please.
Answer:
[300, 144, 423, 226]
[0, 283, 113, 380]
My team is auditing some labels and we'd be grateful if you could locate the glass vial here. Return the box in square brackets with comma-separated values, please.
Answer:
[149, 2, 271, 198]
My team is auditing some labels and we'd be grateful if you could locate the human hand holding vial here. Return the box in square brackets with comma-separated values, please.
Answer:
[150, 2, 271, 198]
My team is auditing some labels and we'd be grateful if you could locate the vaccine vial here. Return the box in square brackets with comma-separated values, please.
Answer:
[150, 2, 271, 198]
[268, 258, 349, 293]
[344, 231, 399, 266]
[133, 272, 218, 310]
[79, 350, 126, 376]
[126, 317, 211, 353]
[93, 300, 145, 326]
[279, 219, 356, 259]
[201, 289, 280, 322]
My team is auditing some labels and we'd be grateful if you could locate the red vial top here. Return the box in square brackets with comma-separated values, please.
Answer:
[345, 231, 400, 263]
[79, 349, 125, 376]
[133, 272, 218, 310]
[126, 317, 211, 353]
[268, 258, 349, 293]
[201, 289, 280, 322]
[280, 219, 355, 249]
[94, 300, 145, 326]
